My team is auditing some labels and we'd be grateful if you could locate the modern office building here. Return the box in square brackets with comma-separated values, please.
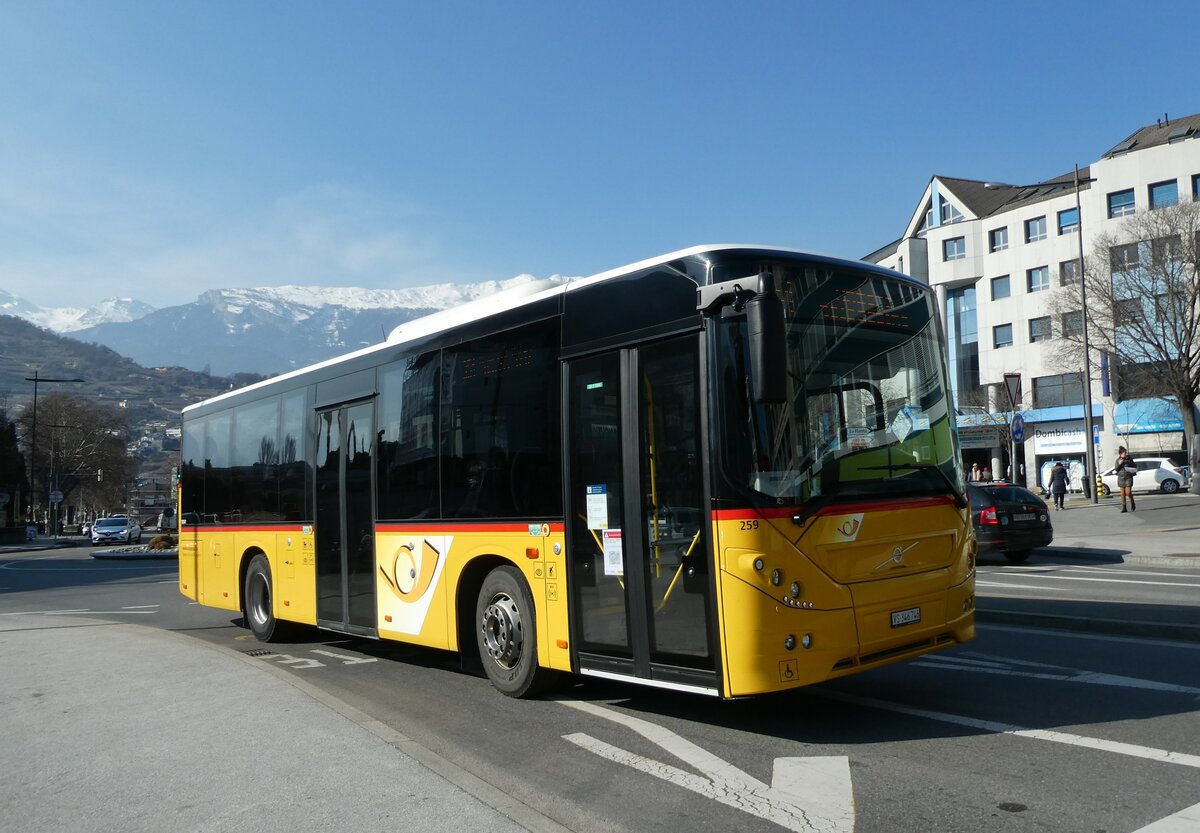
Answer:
[867, 113, 1200, 490]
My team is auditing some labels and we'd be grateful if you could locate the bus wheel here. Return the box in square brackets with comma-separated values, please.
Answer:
[476, 566, 557, 697]
[244, 554, 285, 642]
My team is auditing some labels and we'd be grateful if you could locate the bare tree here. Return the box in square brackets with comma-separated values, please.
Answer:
[17, 392, 137, 518]
[1050, 200, 1200, 452]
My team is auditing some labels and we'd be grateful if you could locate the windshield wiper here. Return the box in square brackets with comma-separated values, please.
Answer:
[856, 463, 967, 508]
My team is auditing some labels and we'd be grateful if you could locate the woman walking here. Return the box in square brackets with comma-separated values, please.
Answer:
[1115, 446, 1137, 512]
[1048, 462, 1070, 510]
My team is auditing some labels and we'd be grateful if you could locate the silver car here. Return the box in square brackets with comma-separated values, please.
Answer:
[1098, 457, 1188, 496]
[91, 516, 143, 546]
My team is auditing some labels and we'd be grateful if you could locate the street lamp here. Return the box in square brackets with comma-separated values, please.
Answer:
[984, 168, 1099, 503]
[24, 371, 85, 527]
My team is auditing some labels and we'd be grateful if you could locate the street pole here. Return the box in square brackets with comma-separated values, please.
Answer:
[1075, 165, 1099, 504]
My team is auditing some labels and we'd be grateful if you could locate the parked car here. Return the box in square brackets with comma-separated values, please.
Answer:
[1097, 457, 1188, 496]
[967, 481, 1054, 563]
[91, 516, 143, 546]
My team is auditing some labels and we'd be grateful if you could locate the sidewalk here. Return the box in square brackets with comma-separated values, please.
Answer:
[0, 617, 566, 833]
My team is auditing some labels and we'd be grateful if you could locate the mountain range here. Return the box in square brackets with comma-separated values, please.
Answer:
[2, 275, 556, 377]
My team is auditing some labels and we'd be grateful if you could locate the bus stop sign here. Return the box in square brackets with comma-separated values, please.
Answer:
[1010, 413, 1026, 444]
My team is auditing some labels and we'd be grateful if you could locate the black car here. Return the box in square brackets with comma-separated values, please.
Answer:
[967, 481, 1054, 563]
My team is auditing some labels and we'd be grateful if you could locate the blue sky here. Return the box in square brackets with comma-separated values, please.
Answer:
[1, 1, 1196, 310]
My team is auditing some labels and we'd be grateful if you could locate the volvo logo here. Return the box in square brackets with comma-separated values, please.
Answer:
[875, 541, 918, 571]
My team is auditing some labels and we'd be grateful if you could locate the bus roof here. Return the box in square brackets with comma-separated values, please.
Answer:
[183, 244, 915, 414]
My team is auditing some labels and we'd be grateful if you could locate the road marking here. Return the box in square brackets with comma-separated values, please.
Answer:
[0, 608, 89, 615]
[311, 649, 378, 665]
[558, 698, 854, 832]
[980, 573, 1200, 589]
[815, 689, 1200, 769]
[915, 653, 1200, 695]
[269, 654, 325, 669]
[121, 604, 159, 610]
[1133, 800, 1200, 832]
[975, 580, 1062, 591]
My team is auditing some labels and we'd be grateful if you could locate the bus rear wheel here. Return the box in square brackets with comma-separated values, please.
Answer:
[476, 565, 557, 697]
[244, 554, 287, 642]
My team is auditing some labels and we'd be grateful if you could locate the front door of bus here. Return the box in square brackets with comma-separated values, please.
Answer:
[566, 336, 717, 692]
[314, 401, 376, 636]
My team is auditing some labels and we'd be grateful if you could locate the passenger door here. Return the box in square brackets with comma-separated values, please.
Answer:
[314, 400, 377, 635]
[565, 336, 717, 693]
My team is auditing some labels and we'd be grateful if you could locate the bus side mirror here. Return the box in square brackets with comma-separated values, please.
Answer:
[746, 272, 786, 404]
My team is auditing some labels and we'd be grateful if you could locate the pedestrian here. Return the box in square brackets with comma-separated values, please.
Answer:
[1115, 446, 1137, 512]
[981, 466, 992, 482]
[1048, 462, 1070, 510]
[969, 463, 980, 482]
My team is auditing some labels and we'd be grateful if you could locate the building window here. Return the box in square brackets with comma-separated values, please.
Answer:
[989, 227, 1009, 252]
[940, 195, 965, 224]
[1151, 235, 1183, 266]
[993, 323, 1013, 348]
[1027, 266, 1050, 293]
[1110, 243, 1140, 272]
[1059, 259, 1080, 285]
[1108, 188, 1135, 218]
[1057, 207, 1079, 235]
[1114, 297, 1142, 327]
[1033, 373, 1084, 408]
[943, 236, 966, 261]
[1149, 179, 1178, 209]
[897, 255, 904, 273]
[1025, 216, 1047, 243]
[1061, 311, 1083, 336]
[1029, 316, 1052, 343]
[1193, 174, 1199, 201]
[991, 275, 1010, 300]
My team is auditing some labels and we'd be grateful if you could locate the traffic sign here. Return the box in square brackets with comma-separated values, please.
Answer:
[1003, 373, 1022, 409]
[48, 490, 63, 504]
[1010, 413, 1025, 443]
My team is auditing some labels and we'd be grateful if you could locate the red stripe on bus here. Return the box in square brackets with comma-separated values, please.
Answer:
[714, 496, 955, 521]
[185, 524, 307, 533]
[375, 522, 565, 534]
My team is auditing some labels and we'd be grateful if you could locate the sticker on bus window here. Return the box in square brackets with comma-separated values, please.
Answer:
[586, 484, 609, 530]
[602, 529, 623, 576]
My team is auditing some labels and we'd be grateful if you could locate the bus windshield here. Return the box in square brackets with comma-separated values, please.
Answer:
[715, 260, 963, 508]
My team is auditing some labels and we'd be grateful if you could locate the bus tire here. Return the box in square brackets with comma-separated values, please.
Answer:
[244, 553, 287, 642]
[476, 565, 557, 698]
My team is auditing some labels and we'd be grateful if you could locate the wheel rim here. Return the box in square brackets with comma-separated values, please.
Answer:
[481, 591, 523, 669]
[247, 571, 270, 628]
[1164, 480, 1178, 493]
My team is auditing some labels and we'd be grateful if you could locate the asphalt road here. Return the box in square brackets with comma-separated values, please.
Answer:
[2, 518, 1199, 833]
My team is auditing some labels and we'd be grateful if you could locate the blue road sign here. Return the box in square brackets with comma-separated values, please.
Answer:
[1011, 413, 1025, 443]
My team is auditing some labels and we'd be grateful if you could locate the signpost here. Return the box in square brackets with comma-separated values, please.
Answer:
[1003, 374, 1022, 483]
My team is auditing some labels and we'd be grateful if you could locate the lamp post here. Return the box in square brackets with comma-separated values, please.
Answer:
[985, 169, 1099, 503]
[24, 372, 85, 528]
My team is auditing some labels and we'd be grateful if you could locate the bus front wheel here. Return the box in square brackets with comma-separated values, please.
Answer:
[475, 566, 557, 697]
[244, 554, 286, 642]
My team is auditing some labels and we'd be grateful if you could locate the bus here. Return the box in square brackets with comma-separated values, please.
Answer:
[178, 245, 975, 698]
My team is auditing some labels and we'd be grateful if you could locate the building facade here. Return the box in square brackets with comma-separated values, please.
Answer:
[867, 113, 1200, 491]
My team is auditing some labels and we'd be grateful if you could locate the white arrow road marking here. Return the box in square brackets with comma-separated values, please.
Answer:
[269, 654, 325, 669]
[311, 649, 378, 665]
[558, 699, 853, 832]
[1133, 800, 1200, 832]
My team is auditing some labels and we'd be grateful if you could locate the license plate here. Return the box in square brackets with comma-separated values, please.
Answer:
[891, 607, 921, 627]
[1013, 512, 1035, 521]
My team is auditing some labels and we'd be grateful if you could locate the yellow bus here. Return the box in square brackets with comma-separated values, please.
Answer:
[178, 245, 975, 698]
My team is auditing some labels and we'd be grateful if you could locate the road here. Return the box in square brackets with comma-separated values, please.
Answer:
[3, 500, 1199, 833]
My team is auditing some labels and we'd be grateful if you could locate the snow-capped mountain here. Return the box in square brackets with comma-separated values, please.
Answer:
[67, 274, 560, 376]
[0, 289, 156, 332]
